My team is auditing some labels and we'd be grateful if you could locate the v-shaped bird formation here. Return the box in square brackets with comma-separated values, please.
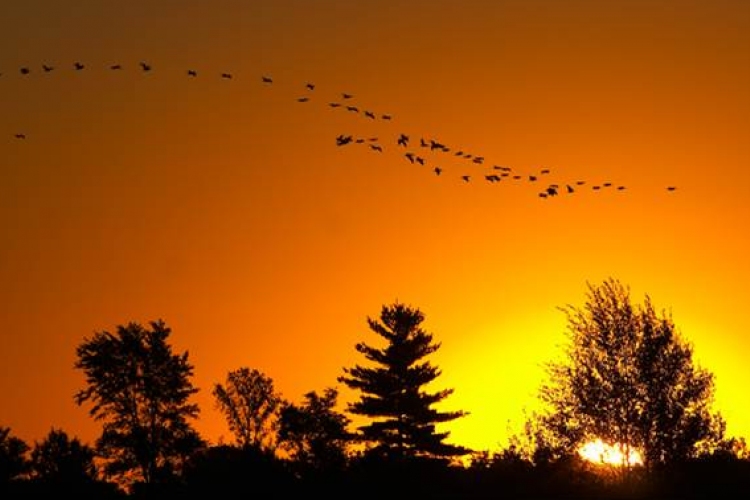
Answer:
[2, 60, 679, 198]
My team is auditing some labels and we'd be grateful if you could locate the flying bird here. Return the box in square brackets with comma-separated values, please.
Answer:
[221, 73, 233, 79]
[540, 168, 550, 174]
[566, 185, 575, 194]
[14, 133, 26, 139]
[369, 144, 383, 152]
[397, 134, 409, 147]
[364, 111, 376, 119]
[381, 114, 392, 120]
[262, 76, 273, 83]
[305, 82, 315, 90]
[529, 175, 537, 182]
[617, 186, 626, 191]
[74, 62, 84, 70]
[20, 67, 30, 75]
[140, 62, 152, 72]
[341, 93, 353, 99]
[666, 186, 677, 191]
[461, 175, 471, 182]
[405, 152, 416, 163]
[328, 102, 342, 108]
[110, 64, 122, 70]
[297, 97, 310, 102]
[187, 70, 197, 77]
[335, 134, 353, 146]
[434, 167, 442, 176]
[42, 64, 54, 72]
[346, 105, 359, 112]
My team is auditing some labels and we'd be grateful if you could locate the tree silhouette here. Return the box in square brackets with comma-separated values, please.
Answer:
[338, 302, 470, 462]
[74, 320, 204, 487]
[30, 428, 97, 483]
[0, 426, 29, 483]
[213, 367, 282, 452]
[538, 278, 725, 468]
[278, 387, 351, 474]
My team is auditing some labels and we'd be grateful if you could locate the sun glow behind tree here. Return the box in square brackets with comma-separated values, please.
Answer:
[578, 439, 643, 467]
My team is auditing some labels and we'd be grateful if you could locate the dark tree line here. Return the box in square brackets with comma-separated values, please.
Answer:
[2, 284, 749, 499]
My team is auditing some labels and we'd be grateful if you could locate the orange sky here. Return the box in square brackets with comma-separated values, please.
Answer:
[1, 0, 749, 454]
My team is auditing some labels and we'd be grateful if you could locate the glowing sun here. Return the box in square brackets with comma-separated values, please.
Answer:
[578, 439, 643, 466]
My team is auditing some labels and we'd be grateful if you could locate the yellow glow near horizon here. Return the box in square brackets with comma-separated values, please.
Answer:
[578, 439, 644, 467]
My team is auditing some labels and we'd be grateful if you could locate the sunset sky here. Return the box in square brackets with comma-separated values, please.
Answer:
[1, 0, 749, 454]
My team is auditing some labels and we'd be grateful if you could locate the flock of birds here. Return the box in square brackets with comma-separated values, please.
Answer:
[2, 60, 679, 198]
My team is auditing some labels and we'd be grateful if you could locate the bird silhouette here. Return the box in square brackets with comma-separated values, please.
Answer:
[397, 134, 409, 147]
[415, 156, 425, 165]
[617, 186, 626, 191]
[305, 82, 315, 90]
[140, 62, 152, 72]
[110, 64, 122, 70]
[74, 62, 84, 70]
[262, 76, 273, 83]
[369, 144, 383, 152]
[14, 133, 26, 139]
[187, 70, 197, 77]
[341, 93, 353, 99]
[405, 152, 415, 163]
[297, 97, 310, 102]
[346, 105, 359, 112]
[364, 111, 376, 119]
[328, 102, 342, 108]
[603, 182, 612, 187]
[42, 64, 54, 72]
[20, 67, 30, 75]
[566, 185, 575, 194]
[461, 175, 471, 182]
[434, 167, 442, 176]
[666, 186, 677, 191]
[381, 114, 392, 120]
[335, 134, 353, 146]
[221, 73, 232, 79]
[540, 168, 550, 174]
[529, 175, 537, 182]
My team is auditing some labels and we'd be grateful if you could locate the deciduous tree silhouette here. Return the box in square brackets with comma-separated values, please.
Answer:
[30, 428, 98, 483]
[538, 278, 725, 468]
[213, 367, 282, 452]
[278, 387, 351, 474]
[338, 302, 470, 462]
[0, 426, 29, 483]
[74, 320, 204, 487]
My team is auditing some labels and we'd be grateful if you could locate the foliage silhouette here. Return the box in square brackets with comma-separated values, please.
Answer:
[30, 427, 98, 483]
[213, 367, 282, 452]
[338, 301, 470, 462]
[74, 320, 204, 488]
[278, 387, 351, 476]
[538, 278, 726, 468]
[0, 426, 29, 483]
